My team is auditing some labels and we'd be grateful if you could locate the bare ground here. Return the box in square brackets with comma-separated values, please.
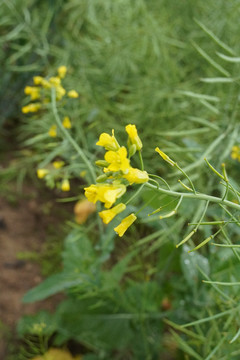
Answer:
[0, 188, 68, 358]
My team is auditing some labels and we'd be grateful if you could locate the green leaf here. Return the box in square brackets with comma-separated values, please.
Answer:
[22, 272, 90, 303]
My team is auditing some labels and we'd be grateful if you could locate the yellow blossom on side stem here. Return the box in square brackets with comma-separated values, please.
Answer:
[231, 145, 240, 161]
[53, 161, 65, 169]
[58, 65, 67, 79]
[24, 86, 40, 100]
[84, 183, 126, 208]
[33, 76, 44, 85]
[104, 146, 130, 173]
[55, 85, 66, 100]
[37, 169, 49, 179]
[48, 125, 57, 137]
[49, 76, 61, 86]
[74, 199, 96, 224]
[155, 147, 175, 166]
[22, 103, 41, 113]
[67, 90, 79, 98]
[125, 124, 142, 151]
[123, 167, 149, 184]
[61, 179, 70, 191]
[114, 213, 137, 237]
[41, 79, 51, 89]
[62, 116, 72, 129]
[96, 130, 120, 151]
[99, 203, 126, 224]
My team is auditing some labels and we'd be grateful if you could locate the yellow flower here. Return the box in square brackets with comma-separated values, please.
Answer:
[61, 179, 70, 191]
[84, 183, 126, 208]
[22, 103, 41, 113]
[96, 130, 120, 151]
[62, 116, 72, 129]
[37, 169, 49, 179]
[114, 213, 137, 237]
[52, 161, 65, 169]
[125, 124, 142, 151]
[55, 85, 66, 100]
[58, 65, 67, 79]
[49, 76, 61, 86]
[123, 167, 149, 184]
[231, 145, 240, 161]
[31, 347, 81, 360]
[24, 86, 40, 100]
[74, 199, 96, 224]
[99, 203, 126, 224]
[41, 79, 51, 88]
[33, 76, 44, 85]
[104, 147, 130, 173]
[68, 90, 79, 98]
[155, 147, 175, 166]
[48, 125, 57, 137]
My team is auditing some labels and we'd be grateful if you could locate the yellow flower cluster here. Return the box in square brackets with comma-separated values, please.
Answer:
[231, 145, 240, 161]
[37, 160, 70, 192]
[22, 66, 79, 114]
[85, 125, 148, 236]
[48, 116, 72, 138]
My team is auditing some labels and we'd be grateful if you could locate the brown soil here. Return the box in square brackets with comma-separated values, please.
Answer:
[0, 187, 70, 358]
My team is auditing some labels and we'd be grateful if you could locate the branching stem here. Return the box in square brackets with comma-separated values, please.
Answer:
[145, 182, 240, 211]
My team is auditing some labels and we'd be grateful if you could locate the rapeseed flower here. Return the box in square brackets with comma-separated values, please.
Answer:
[24, 86, 40, 100]
[96, 130, 120, 151]
[125, 124, 142, 151]
[33, 76, 44, 85]
[74, 199, 96, 224]
[52, 161, 65, 169]
[48, 125, 57, 137]
[99, 203, 126, 224]
[49, 77, 61, 86]
[104, 147, 130, 173]
[61, 179, 70, 191]
[22, 103, 41, 113]
[62, 116, 72, 129]
[68, 90, 79, 98]
[114, 213, 137, 237]
[57, 65, 67, 79]
[231, 145, 240, 161]
[84, 183, 126, 208]
[123, 167, 149, 184]
[55, 85, 66, 100]
[37, 169, 49, 179]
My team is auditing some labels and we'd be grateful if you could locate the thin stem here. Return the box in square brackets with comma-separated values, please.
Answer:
[148, 174, 171, 190]
[174, 162, 196, 194]
[51, 89, 96, 183]
[145, 182, 240, 211]
[138, 150, 144, 170]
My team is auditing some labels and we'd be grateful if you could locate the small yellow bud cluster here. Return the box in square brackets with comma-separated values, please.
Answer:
[22, 65, 79, 114]
[84, 124, 148, 237]
[231, 145, 240, 161]
[37, 159, 71, 192]
[48, 116, 72, 138]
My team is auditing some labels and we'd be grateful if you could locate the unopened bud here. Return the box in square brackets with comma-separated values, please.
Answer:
[128, 144, 137, 158]
[95, 160, 109, 167]
[96, 174, 108, 183]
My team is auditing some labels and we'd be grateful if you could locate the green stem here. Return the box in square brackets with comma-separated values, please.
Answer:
[145, 182, 240, 211]
[51, 89, 96, 183]
[138, 150, 144, 170]
[174, 162, 196, 194]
